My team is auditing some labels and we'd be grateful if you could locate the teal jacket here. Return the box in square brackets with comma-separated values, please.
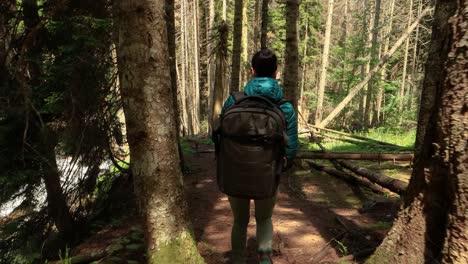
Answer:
[221, 77, 299, 160]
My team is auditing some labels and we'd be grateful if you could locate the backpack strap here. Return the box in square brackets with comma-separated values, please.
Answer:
[231, 91, 246, 103]
[277, 98, 289, 106]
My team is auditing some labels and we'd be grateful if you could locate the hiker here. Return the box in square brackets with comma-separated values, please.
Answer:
[214, 49, 298, 264]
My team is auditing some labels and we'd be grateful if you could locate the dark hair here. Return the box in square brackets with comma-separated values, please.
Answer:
[251, 49, 278, 77]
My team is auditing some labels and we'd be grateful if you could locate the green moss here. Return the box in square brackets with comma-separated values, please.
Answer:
[364, 248, 393, 264]
[148, 232, 205, 264]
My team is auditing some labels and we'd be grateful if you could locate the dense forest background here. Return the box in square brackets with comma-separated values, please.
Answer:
[0, 0, 466, 263]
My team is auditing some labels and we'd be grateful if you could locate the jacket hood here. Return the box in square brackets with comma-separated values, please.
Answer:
[243, 77, 283, 102]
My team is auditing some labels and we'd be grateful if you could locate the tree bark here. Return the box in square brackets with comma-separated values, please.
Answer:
[260, 0, 270, 49]
[230, 0, 243, 93]
[211, 23, 229, 126]
[114, 0, 204, 262]
[315, 0, 333, 125]
[282, 0, 300, 110]
[318, 7, 431, 128]
[366, 1, 467, 262]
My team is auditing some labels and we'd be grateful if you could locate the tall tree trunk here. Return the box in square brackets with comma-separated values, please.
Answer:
[191, 0, 201, 134]
[114, 0, 204, 262]
[165, 0, 185, 167]
[211, 23, 229, 126]
[241, 0, 249, 85]
[398, 0, 414, 112]
[230, 0, 243, 93]
[363, 0, 381, 130]
[180, 0, 189, 135]
[377, 0, 396, 125]
[260, 0, 270, 49]
[366, 1, 467, 263]
[407, 0, 423, 112]
[222, 0, 227, 21]
[21, 0, 76, 241]
[253, 0, 261, 51]
[207, 0, 215, 131]
[39, 128, 76, 241]
[315, 0, 333, 125]
[358, 0, 371, 127]
[299, 17, 308, 114]
[283, 0, 300, 110]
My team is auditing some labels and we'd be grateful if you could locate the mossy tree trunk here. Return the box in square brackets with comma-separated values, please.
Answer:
[366, 1, 467, 263]
[114, 0, 204, 262]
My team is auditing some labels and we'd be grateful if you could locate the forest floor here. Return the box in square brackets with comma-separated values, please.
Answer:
[183, 142, 409, 264]
[69, 141, 411, 264]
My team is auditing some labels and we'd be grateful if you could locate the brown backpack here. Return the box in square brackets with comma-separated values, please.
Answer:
[214, 92, 288, 199]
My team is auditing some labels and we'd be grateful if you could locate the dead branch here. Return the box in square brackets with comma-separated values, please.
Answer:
[337, 160, 408, 195]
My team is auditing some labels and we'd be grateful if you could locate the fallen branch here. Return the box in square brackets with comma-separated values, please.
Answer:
[309, 125, 409, 149]
[307, 161, 391, 194]
[337, 160, 408, 195]
[297, 152, 414, 161]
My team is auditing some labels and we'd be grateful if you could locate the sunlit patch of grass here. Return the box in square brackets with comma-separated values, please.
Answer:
[300, 127, 416, 153]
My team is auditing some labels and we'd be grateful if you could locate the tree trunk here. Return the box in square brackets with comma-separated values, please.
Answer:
[366, 1, 467, 263]
[180, 0, 189, 135]
[260, 0, 270, 49]
[318, 7, 431, 128]
[282, 0, 300, 110]
[206, 0, 215, 131]
[114, 0, 204, 262]
[191, 0, 201, 134]
[407, 0, 423, 112]
[363, 0, 381, 129]
[377, 0, 396, 125]
[222, 0, 227, 21]
[315, 0, 333, 125]
[19, 0, 77, 241]
[211, 23, 229, 126]
[39, 128, 76, 241]
[230, 0, 243, 93]
[299, 17, 308, 114]
[398, 0, 414, 113]
[241, 0, 249, 85]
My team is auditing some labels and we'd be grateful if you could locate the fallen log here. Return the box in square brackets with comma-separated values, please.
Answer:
[337, 160, 408, 195]
[297, 152, 414, 161]
[309, 125, 410, 150]
[307, 161, 392, 194]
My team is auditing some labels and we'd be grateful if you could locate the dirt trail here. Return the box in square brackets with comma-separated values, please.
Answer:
[186, 154, 360, 264]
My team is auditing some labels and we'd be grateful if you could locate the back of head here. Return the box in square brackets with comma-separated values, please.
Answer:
[251, 49, 278, 77]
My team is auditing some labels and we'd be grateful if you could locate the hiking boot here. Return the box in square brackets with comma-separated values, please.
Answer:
[258, 253, 273, 264]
